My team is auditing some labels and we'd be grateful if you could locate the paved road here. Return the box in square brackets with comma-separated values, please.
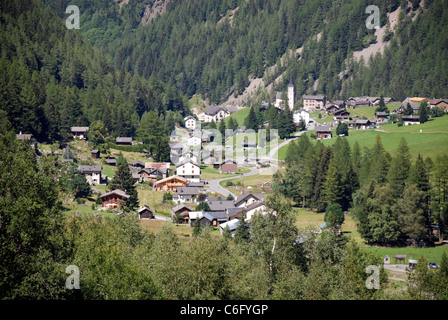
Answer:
[205, 132, 306, 197]
[206, 166, 261, 198]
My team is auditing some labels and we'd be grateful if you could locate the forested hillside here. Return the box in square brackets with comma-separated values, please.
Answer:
[42, 0, 448, 104]
[0, 0, 188, 144]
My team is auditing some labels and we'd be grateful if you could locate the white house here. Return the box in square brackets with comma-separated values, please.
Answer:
[234, 192, 264, 208]
[78, 165, 102, 185]
[187, 135, 201, 147]
[184, 115, 198, 131]
[197, 105, 237, 123]
[175, 159, 201, 183]
[173, 187, 201, 204]
[245, 202, 268, 222]
[293, 109, 310, 125]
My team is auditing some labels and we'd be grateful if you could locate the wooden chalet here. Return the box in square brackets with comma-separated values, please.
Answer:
[333, 109, 350, 122]
[100, 189, 130, 209]
[116, 137, 133, 145]
[171, 204, 193, 223]
[375, 112, 389, 123]
[402, 115, 420, 126]
[153, 175, 187, 191]
[71, 127, 89, 139]
[138, 205, 154, 219]
[315, 125, 333, 139]
[354, 119, 372, 130]
[91, 149, 100, 159]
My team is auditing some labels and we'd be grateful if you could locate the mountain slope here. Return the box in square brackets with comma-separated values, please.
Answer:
[0, 0, 188, 142]
[41, 0, 448, 105]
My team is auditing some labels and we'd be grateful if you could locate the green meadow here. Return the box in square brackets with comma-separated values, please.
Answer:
[279, 115, 448, 160]
[225, 107, 250, 127]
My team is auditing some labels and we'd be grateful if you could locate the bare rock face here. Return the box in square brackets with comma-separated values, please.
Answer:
[141, 0, 170, 26]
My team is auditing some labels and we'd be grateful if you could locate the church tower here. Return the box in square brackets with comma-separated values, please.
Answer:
[287, 77, 294, 110]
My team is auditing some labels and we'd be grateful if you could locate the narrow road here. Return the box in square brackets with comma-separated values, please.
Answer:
[205, 132, 305, 197]
[206, 166, 261, 198]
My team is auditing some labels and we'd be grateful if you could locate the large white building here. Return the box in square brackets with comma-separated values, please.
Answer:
[197, 105, 237, 123]
[175, 159, 201, 183]
[302, 95, 326, 111]
[293, 109, 310, 125]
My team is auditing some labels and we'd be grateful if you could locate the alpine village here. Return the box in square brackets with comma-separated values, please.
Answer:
[1, 0, 448, 304]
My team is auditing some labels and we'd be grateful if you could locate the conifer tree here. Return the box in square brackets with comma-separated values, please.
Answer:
[109, 154, 138, 210]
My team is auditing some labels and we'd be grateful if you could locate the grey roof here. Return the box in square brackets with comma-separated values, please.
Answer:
[176, 187, 200, 195]
[138, 206, 153, 214]
[402, 115, 420, 120]
[302, 95, 325, 100]
[294, 108, 309, 114]
[171, 204, 193, 213]
[220, 219, 240, 232]
[78, 165, 102, 173]
[375, 112, 388, 116]
[116, 137, 133, 143]
[207, 200, 236, 212]
[201, 211, 229, 221]
[105, 158, 116, 164]
[275, 92, 283, 100]
[186, 181, 205, 187]
[355, 120, 371, 124]
[71, 126, 89, 132]
[315, 125, 332, 133]
[234, 192, 263, 206]
[99, 189, 130, 199]
[130, 160, 146, 167]
[16, 132, 33, 140]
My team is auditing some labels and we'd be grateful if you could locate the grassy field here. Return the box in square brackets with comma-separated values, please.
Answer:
[139, 219, 193, 238]
[225, 107, 250, 127]
[136, 184, 174, 216]
[278, 115, 448, 160]
[347, 104, 399, 119]
[293, 208, 448, 264]
[218, 170, 275, 189]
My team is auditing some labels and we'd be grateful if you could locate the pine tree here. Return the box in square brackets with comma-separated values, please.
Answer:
[388, 138, 411, 197]
[312, 147, 334, 212]
[418, 101, 429, 124]
[244, 106, 259, 132]
[109, 154, 138, 210]
[322, 158, 342, 208]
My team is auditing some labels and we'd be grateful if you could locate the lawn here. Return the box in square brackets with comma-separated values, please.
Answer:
[137, 185, 174, 216]
[139, 219, 193, 238]
[200, 166, 238, 180]
[361, 245, 448, 265]
[292, 208, 448, 264]
[278, 116, 448, 160]
[225, 107, 250, 127]
[219, 170, 275, 189]
[347, 103, 400, 120]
